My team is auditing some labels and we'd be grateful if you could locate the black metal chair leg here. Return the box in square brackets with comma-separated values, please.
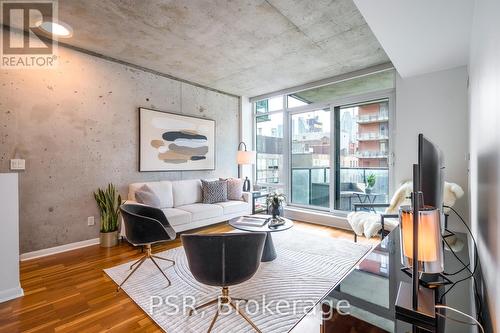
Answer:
[206, 306, 220, 333]
[150, 256, 172, 287]
[117, 257, 146, 291]
[152, 255, 176, 266]
[129, 256, 144, 270]
[229, 301, 262, 333]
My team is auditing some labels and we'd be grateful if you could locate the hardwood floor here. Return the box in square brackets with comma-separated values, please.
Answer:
[0, 221, 376, 333]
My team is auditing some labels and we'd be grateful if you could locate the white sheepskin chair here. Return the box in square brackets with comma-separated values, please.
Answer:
[348, 181, 464, 240]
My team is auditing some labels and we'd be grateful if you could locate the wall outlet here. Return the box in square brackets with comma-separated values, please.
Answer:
[10, 159, 25, 170]
[87, 216, 95, 226]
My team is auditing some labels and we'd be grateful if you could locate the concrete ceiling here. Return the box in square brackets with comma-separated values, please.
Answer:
[354, 0, 474, 78]
[56, 0, 389, 97]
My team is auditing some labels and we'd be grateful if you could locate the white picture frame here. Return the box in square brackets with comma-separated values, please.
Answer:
[139, 108, 216, 171]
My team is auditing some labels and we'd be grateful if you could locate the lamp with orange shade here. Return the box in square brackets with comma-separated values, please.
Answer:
[400, 206, 444, 273]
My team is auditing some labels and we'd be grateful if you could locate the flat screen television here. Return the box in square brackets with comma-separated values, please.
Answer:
[418, 133, 444, 210]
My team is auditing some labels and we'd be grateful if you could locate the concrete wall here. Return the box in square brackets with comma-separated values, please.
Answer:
[394, 66, 469, 232]
[469, 0, 500, 330]
[0, 46, 240, 254]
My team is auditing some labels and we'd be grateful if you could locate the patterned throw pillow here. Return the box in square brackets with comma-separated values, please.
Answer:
[220, 178, 243, 201]
[201, 180, 228, 204]
[135, 185, 161, 208]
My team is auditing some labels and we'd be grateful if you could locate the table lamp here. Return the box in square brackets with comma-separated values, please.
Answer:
[395, 164, 444, 327]
[237, 142, 256, 191]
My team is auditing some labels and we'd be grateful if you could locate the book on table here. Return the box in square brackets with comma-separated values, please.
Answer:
[233, 216, 268, 227]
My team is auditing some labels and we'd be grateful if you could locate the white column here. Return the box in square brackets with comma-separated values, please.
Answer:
[0, 173, 24, 303]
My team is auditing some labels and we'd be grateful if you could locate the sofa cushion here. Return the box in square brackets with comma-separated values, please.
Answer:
[220, 178, 244, 201]
[135, 185, 161, 208]
[161, 208, 192, 227]
[129, 181, 173, 208]
[172, 179, 202, 207]
[177, 203, 223, 221]
[215, 200, 249, 215]
[201, 179, 228, 204]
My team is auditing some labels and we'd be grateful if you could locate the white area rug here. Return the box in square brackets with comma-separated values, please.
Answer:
[104, 229, 371, 333]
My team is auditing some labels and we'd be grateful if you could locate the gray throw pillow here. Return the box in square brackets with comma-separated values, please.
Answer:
[135, 185, 161, 208]
[220, 177, 243, 201]
[201, 180, 228, 204]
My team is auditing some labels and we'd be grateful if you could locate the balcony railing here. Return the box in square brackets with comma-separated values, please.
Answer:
[356, 132, 389, 141]
[354, 151, 389, 158]
[356, 112, 389, 123]
[290, 167, 389, 211]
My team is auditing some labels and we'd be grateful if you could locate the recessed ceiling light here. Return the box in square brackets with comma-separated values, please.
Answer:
[36, 19, 73, 38]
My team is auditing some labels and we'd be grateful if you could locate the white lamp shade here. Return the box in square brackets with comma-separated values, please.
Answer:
[237, 150, 256, 165]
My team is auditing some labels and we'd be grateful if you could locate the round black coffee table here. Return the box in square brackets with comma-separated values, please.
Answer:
[229, 215, 293, 262]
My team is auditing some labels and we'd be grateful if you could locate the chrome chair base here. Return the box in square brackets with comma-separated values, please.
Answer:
[189, 287, 261, 333]
[117, 244, 175, 291]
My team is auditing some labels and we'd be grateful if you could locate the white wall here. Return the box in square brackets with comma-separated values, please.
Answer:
[469, 0, 500, 331]
[394, 66, 469, 231]
[0, 173, 23, 303]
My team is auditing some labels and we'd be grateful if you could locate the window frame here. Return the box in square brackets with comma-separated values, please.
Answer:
[253, 87, 396, 217]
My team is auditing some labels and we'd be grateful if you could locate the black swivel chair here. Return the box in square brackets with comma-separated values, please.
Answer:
[118, 203, 177, 291]
[181, 232, 266, 333]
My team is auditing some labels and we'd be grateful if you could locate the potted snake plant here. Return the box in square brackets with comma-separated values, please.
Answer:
[94, 183, 122, 247]
[365, 173, 376, 194]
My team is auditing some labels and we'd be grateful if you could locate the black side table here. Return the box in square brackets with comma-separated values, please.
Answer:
[251, 192, 269, 214]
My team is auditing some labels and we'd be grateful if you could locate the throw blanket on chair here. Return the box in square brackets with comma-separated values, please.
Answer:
[348, 211, 399, 239]
[348, 181, 464, 239]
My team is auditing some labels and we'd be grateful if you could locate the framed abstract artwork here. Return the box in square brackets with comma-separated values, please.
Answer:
[139, 108, 216, 171]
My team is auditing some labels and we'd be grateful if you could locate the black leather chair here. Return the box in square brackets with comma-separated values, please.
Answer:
[181, 232, 266, 333]
[118, 203, 177, 291]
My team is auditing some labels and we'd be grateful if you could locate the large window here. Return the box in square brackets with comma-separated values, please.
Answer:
[253, 70, 394, 213]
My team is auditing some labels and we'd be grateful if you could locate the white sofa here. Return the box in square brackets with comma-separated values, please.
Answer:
[121, 179, 251, 237]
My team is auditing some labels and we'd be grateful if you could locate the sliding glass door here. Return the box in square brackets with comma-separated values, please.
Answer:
[334, 100, 390, 212]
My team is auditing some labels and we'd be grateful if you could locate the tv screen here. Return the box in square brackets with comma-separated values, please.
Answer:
[418, 134, 444, 209]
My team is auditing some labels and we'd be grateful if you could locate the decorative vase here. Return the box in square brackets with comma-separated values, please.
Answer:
[100, 231, 118, 247]
[271, 205, 281, 219]
[365, 187, 373, 194]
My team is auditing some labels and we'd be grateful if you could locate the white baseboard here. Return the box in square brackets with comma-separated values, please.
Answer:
[284, 207, 351, 230]
[0, 286, 24, 303]
[20, 238, 100, 261]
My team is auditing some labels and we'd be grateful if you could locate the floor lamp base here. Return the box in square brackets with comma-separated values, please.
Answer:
[395, 282, 436, 328]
